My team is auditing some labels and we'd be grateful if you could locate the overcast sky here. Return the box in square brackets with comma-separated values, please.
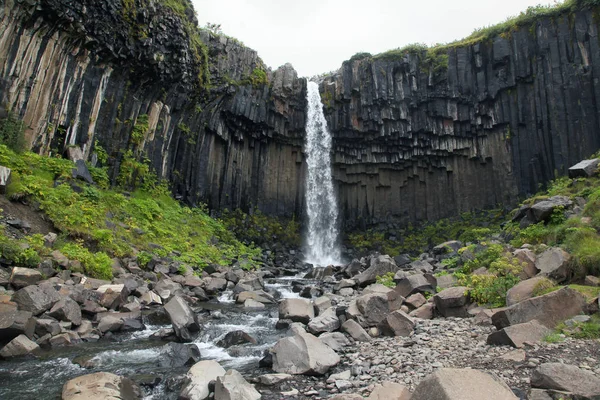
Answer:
[191, 0, 559, 77]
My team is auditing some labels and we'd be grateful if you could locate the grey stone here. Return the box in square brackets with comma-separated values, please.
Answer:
[506, 277, 552, 306]
[318, 332, 351, 351]
[271, 329, 340, 375]
[180, 360, 226, 400]
[487, 320, 551, 348]
[356, 293, 389, 326]
[341, 319, 371, 342]
[535, 247, 572, 283]
[12, 284, 60, 315]
[532, 362, 600, 399]
[307, 307, 340, 334]
[62, 372, 141, 400]
[48, 297, 82, 326]
[530, 196, 573, 224]
[367, 381, 411, 400]
[9, 267, 42, 288]
[568, 158, 600, 178]
[0, 334, 40, 358]
[164, 296, 199, 342]
[434, 286, 470, 318]
[217, 330, 257, 348]
[214, 369, 261, 400]
[394, 274, 435, 297]
[380, 310, 415, 337]
[278, 298, 314, 324]
[355, 255, 398, 287]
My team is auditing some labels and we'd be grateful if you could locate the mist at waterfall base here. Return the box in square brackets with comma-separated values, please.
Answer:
[304, 81, 341, 267]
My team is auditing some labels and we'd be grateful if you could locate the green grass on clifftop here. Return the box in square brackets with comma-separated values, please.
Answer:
[0, 144, 260, 278]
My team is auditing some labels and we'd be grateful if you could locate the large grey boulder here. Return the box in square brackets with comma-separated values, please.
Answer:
[236, 291, 275, 304]
[217, 330, 257, 348]
[492, 287, 586, 329]
[512, 248, 538, 279]
[0, 302, 35, 341]
[214, 369, 261, 400]
[530, 196, 573, 224]
[379, 310, 415, 337]
[408, 260, 434, 273]
[367, 381, 411, 400]
[341, 319, 371, 342]
[48, 297, 82, 326]
[278, 298, 314, 324]
[307, 307, 340, 334]
[411, 368, 517, 400]
[12, 284, 60, 315]
[271, 329, 340, 375]
[532, 362, 600, 399]
[158, 342, 201, 368]
[506, 277, 551, 306]
[434, 286, 470, 318]
[568, 158, 600, 178]
[355, 255, 398, 287]
[487, 320, 551, 348]
[0, 334, 40, 358]
[180, 360, 226, 400]
[356, 293, 389, 326]
[318, 332, 351, 351]
[394, 274, 435, 297]
[165, 296, 199, 342]
[9, 267, 42, 288]
[62, 372, 141, 400]
[535, 247, 572, 283]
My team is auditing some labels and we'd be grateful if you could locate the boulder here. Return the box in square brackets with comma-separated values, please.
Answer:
[256, 373, 292, 385]
[535, 248, 572, 283]
[158, 342, 201, 368]
[355, 255, 398, 287]
[506, 277, 551, 306]
[50, 332, 80, 347]
[97, 311, 142, 333]
[408, 260, 434, 273]
[204, 277, 228, 294]
[35, 318, 62, 336]
[411, 368, 518, 400]
[278, 298, 314, 324]
[434, 287, 470, 318]
[236, 291, 274, 304]
[217, 330, 257, 348]
[214, 369, 261, 400]
[62, 372, 141, 400]
[436, 274, 458, 290]
[356, 293, 389, 326]
[394, 254, 411, 267]
[367, 381, 411, 400]
[379, 310, 415, 337]
[532, 362, 600, 399]
[244, 299, 265, 309]
[568, 158, 600, 178]
[530, 196, 573, 224]
[363, 283, 393, 295]
[271, 329, 340, 375]
[0, 302, 35, 341]
[140, 290, 162, 306]
[48, 297, 82, 326]
[307, 307, 340, 334]
[72, 159, 94, 184]
[334, 279, 356, 291]
[343, 259, 364, 278]
[98, 285, 130, 310]
[341, 319, 371, 342]
[12, 284, 60, 315]
[164, 296, 199, 342]
[584, 275, 600, 287]
[492, 287, 586, 329]
[318, 332, 351, 352]
[313, 296, 332, 315]
[513, 248, 538, 279]
[0, 334, 40, 358]
[405, 293, 427, 309]
[9, 267, 42, 288]
[180, 360, 226, 400]
[409, 303, 434, 319]
[394, 274, 435, 297]
[487, 320, 551, 348]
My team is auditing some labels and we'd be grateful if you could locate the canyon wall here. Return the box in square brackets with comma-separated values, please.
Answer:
[1, 0, 600, 228]
[323, 8, 600, 226]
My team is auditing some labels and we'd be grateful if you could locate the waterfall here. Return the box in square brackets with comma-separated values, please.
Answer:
[304, 81, 340, 266]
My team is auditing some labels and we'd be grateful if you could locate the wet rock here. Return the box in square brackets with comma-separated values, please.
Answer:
[215, 369, 261, 400]
[492, 287, 586, 329]
[568, 158, 600, 178]
[355, 255, 398, 287]
[487, 320, 551, 348]
[343, 259, 365, 278]
[9, 267, 42, 288]
[411, 368, 517, 400]
[236, 291, 275, 304]
[0, 334, 40, 358]
[217, 330, 257, 348]
[12, 284, 60, 315]
[244, 299, 265, 309]
[271, 329, 340, 375]
[379, 310, 415, 337]
[49, 331, 80, 347]
[48, 297, 82, 326]
[341, 319, 371, 342]
[367, 381, 411, 400]
[278, 298, 314, 324]
[535, 247, 572, 283]
[307, 307, 340, 334]
[506, 276, 551, 306]
[164, 296, 199, 342]
[180, 360, 226, 400]
[158, 342, 201, 368]
[531, 362, 600, 399]
[434, 286, 470, 318]
[62, 372, 141, 400]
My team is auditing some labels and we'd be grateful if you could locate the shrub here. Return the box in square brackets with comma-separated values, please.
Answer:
[0, 112, 26, 152]
[531, 277, 557, 297]
[461, 273, 521, 307]
[60, 242, 113, 280]
[137, 251, 153, 268]
[376, 272, 396, 288]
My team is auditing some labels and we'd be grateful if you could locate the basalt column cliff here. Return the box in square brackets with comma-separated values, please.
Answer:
[1, 0, 600, 227]
[322, 8, 600, 226]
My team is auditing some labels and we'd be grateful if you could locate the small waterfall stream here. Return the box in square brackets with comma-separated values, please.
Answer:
[304, 81, 341, 266]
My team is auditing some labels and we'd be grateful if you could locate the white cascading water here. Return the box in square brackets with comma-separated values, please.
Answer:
[304, 81, 340, 266]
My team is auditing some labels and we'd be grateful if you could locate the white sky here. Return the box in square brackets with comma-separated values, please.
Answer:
[191, 0, 560, 77]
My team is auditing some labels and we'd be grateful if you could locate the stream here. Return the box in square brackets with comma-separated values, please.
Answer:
[0, 273, 312, 399]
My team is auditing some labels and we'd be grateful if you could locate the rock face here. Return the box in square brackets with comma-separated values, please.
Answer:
[411, 368, 517, 400]
[62, 372, 142, 400]
[492, 287, 586, 329]
[1, 1, 599, 226]
[271, 329, 340, 375]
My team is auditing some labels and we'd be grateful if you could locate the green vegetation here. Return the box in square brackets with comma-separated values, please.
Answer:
[0, 112, 26, 152]
[347, 209, 504, 257]
[220, 208, 300, 248]
[552, 314, 600, 340]
[0, 229, 45, 269]
[543, 332, 565, 343]
[376, 272, 396, 288]
[130, 114, 149, 145]
[242, 68, 268, 87]
[0, 144, 261, 278]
